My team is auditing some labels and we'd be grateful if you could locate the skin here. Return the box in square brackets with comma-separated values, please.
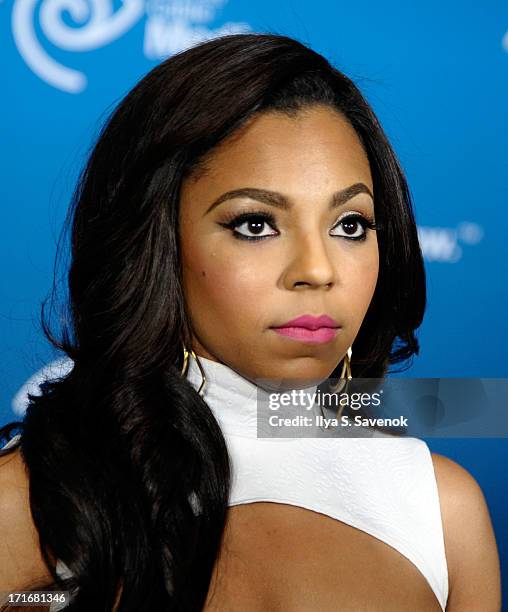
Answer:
[179, 104, 378, 386]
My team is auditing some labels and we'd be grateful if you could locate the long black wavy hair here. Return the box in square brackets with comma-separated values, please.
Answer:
[0, 33, 425, 610]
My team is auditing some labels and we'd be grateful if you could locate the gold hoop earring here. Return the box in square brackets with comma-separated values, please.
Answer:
[328, 346, 353, 394]
[181, 345, 207, 397]
[329, 346, 352, 419]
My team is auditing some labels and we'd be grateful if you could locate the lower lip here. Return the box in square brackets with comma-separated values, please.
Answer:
[271, 326, 339, 344]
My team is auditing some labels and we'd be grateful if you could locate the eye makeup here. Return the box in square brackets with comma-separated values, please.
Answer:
[217, 208, 380, 242]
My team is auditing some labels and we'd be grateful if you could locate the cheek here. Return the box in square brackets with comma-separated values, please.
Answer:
[341, 246, 379, 322]
[182, 245, 271, 328]
[359, 247, 379, 293]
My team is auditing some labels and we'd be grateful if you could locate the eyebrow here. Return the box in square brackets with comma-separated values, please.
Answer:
[204, 182, 374, 216]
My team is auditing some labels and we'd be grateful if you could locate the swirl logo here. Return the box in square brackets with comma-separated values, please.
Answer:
[11, 0, 251, 94]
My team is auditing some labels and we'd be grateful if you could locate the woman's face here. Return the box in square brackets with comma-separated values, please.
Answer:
[179, 105, 378, 384]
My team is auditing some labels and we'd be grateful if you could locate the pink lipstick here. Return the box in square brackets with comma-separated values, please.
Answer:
[270, 314, 340, 345]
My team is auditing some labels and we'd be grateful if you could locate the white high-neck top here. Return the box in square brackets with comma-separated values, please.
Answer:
[1, 354, 449, 611]
[184, 353, 449, 611]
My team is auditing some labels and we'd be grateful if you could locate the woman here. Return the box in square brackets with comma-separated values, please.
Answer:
[0, 33, 501, 611]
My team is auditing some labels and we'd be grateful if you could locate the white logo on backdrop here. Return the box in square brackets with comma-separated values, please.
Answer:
[143, 0, 250, 59]
[11, 0, 251, 93]
[418, 221, 483, 263]
[11, 357, 74, 415]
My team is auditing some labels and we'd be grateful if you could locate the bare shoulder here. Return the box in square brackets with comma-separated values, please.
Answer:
[431, 452, 501, 611]
[0, 446, 53, 590]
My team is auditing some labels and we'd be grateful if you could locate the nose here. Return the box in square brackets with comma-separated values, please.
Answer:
[282, 229, 336, 290]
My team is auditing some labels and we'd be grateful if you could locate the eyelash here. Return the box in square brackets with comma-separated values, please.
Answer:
[218, 210, 380, 242]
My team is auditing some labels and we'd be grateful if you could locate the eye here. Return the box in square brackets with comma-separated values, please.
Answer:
[218, 210, 379, 242]
[219, 211, 278, 241]
[330, 214, 377, 241]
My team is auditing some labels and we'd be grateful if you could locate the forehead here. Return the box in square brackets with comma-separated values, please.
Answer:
[181, 105, 373, 206]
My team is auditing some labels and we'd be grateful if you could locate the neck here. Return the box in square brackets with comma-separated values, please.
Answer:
[183, 353, 320, 438]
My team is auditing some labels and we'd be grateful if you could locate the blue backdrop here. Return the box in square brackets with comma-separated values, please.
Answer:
[1, 0, 507, 606]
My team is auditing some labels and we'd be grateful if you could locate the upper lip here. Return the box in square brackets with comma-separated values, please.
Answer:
[272, 314, 341, 330]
